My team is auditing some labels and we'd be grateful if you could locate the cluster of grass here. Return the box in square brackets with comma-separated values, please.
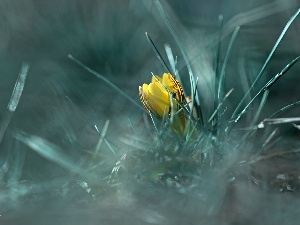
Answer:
[102, 3, 300, 193]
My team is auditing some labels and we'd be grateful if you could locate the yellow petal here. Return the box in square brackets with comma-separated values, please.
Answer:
[148, 82, 169, 104]
[162, 73, 171, 86]
[148, 97, 168, 117]
[139, 85, 151, 113]
[142, 83, 149, 94]
[148, 82, 170, 117]
[162, 73, 184, 103]
[151, 75, 162, 83]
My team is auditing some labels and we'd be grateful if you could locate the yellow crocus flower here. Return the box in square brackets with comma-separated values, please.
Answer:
[139, 73, 189, 135]
[139, 73, 184, 118]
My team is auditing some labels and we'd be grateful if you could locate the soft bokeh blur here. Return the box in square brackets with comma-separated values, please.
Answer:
[0, 0, 300, 224]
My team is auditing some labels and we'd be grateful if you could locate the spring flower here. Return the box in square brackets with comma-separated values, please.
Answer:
[139, 73, 189, 135]
[139, 73, 184, 118]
